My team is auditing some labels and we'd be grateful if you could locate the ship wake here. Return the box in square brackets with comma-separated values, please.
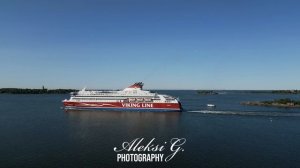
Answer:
[186, 110, 300, 117]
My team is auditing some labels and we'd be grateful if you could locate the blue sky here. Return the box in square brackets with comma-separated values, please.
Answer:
[0, 0, 299, 89]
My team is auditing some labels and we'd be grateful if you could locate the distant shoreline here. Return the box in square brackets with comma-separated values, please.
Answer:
[0, 88, 78, 94]
[197, 90, 219, 95]
[1, 88, 300, 94]
[196, 90, 300, 95]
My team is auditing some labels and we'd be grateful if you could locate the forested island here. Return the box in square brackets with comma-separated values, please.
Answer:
[0, 87, 77, 94]
[241, 98, 300, 108]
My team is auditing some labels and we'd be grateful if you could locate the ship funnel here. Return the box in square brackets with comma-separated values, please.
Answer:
[124, 82, 144, 90]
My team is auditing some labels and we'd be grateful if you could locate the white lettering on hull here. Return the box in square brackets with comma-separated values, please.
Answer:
[122, 103, 153, 108]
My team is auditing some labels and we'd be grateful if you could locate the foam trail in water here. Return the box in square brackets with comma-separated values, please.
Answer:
[186, 110, 300, 117]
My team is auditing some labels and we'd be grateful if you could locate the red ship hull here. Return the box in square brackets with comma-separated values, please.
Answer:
[63, 101, 182, 112]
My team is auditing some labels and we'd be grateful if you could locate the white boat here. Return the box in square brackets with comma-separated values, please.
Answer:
[207, 104, 216, 107]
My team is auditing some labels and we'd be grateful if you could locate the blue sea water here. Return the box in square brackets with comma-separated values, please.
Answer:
[0, 91, 300, 168]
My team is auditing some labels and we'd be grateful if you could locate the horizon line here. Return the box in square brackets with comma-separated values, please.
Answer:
[1, 87, 299, 91]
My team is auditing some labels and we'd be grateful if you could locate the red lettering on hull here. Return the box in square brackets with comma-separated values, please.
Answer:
[63, 101, 181, 111]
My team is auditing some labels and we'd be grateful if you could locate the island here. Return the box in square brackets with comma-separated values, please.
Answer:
[197, 90, 219, 95]
[0, 86, 77, 94]
[241, 98, 300, 108]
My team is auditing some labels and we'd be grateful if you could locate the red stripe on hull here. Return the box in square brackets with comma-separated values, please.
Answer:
[63, 101, 181, 110]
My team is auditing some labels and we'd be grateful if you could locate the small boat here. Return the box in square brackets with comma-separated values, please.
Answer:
[207, 104, 216, 107]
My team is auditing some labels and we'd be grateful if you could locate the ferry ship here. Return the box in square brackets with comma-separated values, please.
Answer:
[63, 82, 182, 112]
